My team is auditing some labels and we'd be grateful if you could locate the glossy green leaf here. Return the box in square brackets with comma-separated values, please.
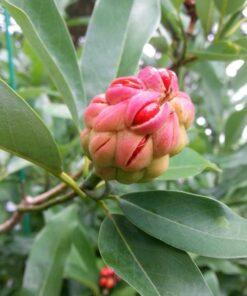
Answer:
[219, 11, 245, 38]
[217, 146, 247, 168]
[161, 0, 183, 41]
[112, 286, 136, 296]
[203, 271, 221, 296]
[81, 0, 160, 100]
[213, 0, 245, 16]
[0, 157, 30, 181]
[3, 0, 85, 127]
[0, 79, 62, 175]
[64, 225, 99, 294]
[120, 191, 247, 258]
[213, 165, 247, 199]
[22, 205, 79, 295]
[190, 41, 247, 61]
[18, 86, 60, 100]
[224, 108, 247, 149]
[99, 215, 211, 296]
[231, 63, 247, 90]
[160, 148, 220, 180]
[171, 0, 183, 10]
[117, 0, 160, 76]
[192, 62, 225, 131]
[81, 0, 133, 100]
[196, 0, 215, 35]
[196, 257, 242, 275]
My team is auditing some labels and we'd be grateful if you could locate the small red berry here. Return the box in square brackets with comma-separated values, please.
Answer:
[105, 278, 115, 289]
[133, 103, 160, 125]
[99, 277, 108, 287]
[100, 266, 115, 277]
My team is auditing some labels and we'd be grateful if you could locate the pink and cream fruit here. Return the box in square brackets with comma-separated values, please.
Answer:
[81, 66, 195, 184]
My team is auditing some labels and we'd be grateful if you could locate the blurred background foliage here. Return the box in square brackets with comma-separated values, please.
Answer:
[0, 0, 246, 295]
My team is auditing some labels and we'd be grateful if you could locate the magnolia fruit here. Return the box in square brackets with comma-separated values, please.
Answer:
[81, 66, 195, 184]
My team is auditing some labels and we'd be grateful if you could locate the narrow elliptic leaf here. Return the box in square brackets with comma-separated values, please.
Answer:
[213, 0, 245, 16]
[190, 41, 247, 61]
[224, 108, 247, 149]
[81, 0, 134, 100]
[231, 63, 247, 90]
[81, 0, 160, 100]
[22, 205, 78, 295]
[203, 271, 221, 296]
[192, 62, 224, 131]
[111, 286, 136, 296]
[120, 191, 247, 258]
[219, 10, 244, 38]
[0, 79, 62, 175]
[3, 0, 85, 127]
[172, 0, 184, 10]
[64, 225, 99, 294]
[196, 257, 242, 275]
[0, 157, 31, 181]
[212, 165, 247, 199]
[196, 0, 215, 36]
[217, 146, 247, 168]
[160, 148, 220, 180]
[99, 215, 211, 296]
[117, 0, 160, 76]
[161, 0, 183, 41]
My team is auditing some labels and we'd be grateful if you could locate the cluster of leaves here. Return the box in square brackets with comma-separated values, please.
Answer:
[0, 0, 246, 295]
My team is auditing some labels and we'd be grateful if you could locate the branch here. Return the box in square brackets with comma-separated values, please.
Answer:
[0, 211, 22, 233]
[26, 169, 82, 205]
[0, 165, 111, 234]
[18, 191, 76, 212]
[0, 169, 83, 234]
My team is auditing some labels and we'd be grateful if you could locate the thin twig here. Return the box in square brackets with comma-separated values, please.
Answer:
[0, 211, 22, 233]
[18, 191, 77, 212]
[26, 169, 83, 205]
[0, 169, 83, 234]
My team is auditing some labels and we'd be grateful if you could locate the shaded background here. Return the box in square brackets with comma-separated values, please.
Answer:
[0, 0, 247, 295]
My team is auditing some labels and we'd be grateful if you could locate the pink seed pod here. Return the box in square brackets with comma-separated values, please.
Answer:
[81, 66, 194, 183]
[158, 68, 179, 96]
[125, 91, 170, 134]
[138, 66, 179, 99]
[84, 94, 108, 128]
[115, 130, 153, 171]
[170, 91, 195, 129]
[106, 76, 145, 105]
[152, 111, 180, 157]
[138, 66, 165, 93]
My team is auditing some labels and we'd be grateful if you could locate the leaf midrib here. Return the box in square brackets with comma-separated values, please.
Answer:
[110, 216, 161, 296]
[3, 0, 81, 126]
[39, 232, 66, 295]
[122, 199, 247, 243]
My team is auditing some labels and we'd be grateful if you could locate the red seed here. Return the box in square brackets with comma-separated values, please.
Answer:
[159, 69, 171, 91]
[162, 74, 171, 90]
[133, 103, 160, 125]
[111, 77, 142, 89]
[127, 136, 149, 166]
